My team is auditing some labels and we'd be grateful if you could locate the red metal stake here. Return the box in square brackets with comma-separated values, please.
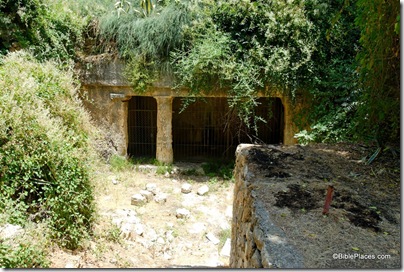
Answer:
[322, 185, 334, 215]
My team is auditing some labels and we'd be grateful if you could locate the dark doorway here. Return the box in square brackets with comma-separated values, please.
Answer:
[127, 96, 157, 158]
[172, 97, 284, 161]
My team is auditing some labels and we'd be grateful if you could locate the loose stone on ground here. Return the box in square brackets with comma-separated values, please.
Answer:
[176, 208, 191, 219]
[197, 185, 209, 196]
[140, 190, 153, 202]
[181, 183, 192, 194]
[220, 238, 231, 257]
[206, 232, 220, 245]
[131, 194, 146, 206]
[145, 183, 157, 195]
[154, 193, 168, 203]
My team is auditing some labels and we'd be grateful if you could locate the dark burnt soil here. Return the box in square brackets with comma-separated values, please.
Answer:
[247, 143, 400, 269]
[274, 184, 383, 232]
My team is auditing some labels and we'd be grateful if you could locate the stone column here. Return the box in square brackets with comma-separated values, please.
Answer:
[155, 96, 173, 163]
[109, 92, 130, 156]
[280, 96, 298, 145]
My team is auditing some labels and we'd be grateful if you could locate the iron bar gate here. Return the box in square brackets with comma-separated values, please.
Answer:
[127, 96, 157, 158]
[172, 97, 284, 161]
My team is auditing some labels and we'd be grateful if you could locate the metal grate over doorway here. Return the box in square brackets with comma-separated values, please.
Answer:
[127, 96, 157, 158]
[172, 97, 284, 161]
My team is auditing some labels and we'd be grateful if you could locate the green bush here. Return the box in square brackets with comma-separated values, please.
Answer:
[0, 0, 112, 61]
[0, 51, 96, 249]
[0, 243, 50, 268]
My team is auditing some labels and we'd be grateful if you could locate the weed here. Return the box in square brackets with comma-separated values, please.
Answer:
[110, 155, 134, 171]
[132, 157, 158, 165]
[218, 228, 231, 250]
[202, 161, 234, 180]
[208, 177, 219, 185]
[171, 229, 179, 238]
[105, 223, 122, 243]
[118, 259, 133, 268]
[155, 161, 173, 175]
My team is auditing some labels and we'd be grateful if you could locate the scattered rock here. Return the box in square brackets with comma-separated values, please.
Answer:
[135, 223, 144, 236]
[120, 223, 135, 240]
[154, 193, 168, 203]
[140, 190, 153, 202]
[137, 165, 156, 173]
[145, 228, 158, 242]
[165, 230, 175, 242]
[139, 238, 152, 249]
[220, 238, 231, 257]
[137, 207, 147, 215]
[188, 222, 206, 234]
[225, 206, 233, 219]
[163, 252, 173, 260]
[0, 224, 24, 240]
[131, 194, 146, 206]
[157, 237, 165, 245]
[65, 262, 76, 268]
[145, 183, 157, 195]
[111, 218, 123, 227]
[125, 214, 140, 224]
[181, 183, 192, 194]
[197, 185, 209, 196]
[176, 208, 191, 219]
[206, 232, 220, 245]
[114, 208, 137, 217]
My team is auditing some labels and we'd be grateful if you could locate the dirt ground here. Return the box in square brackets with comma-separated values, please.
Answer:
[48, 162, 234, 268]
[46, 143, 400, 269]
[246, 143, 400, 269]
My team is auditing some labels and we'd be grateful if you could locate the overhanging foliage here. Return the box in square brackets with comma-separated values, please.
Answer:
[97, 0, 399, 144]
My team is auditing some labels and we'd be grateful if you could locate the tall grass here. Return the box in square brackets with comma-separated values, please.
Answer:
[99, 2, 190, 60]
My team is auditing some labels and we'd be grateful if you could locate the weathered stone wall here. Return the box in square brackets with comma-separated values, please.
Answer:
[78, 57, 302, 161]
[80, 85, 130, 156]
[230, 144, 303, 268]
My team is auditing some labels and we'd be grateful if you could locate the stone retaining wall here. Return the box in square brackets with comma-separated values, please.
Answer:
[230, 144, 303, 268]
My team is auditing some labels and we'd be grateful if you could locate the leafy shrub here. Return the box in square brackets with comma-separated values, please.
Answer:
[354, 0, 400, 145]
[0, 0, 112, 61]
[0, 51, 96, 249]
[0, 243, 50, 268]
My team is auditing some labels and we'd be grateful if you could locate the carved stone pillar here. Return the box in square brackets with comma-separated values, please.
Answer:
[155, 96, 173, 163]
[280, 95, 298, 145]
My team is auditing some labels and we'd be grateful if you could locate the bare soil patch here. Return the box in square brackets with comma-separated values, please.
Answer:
[247, 143, 400, 268]
[48, 163, 234, 268]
